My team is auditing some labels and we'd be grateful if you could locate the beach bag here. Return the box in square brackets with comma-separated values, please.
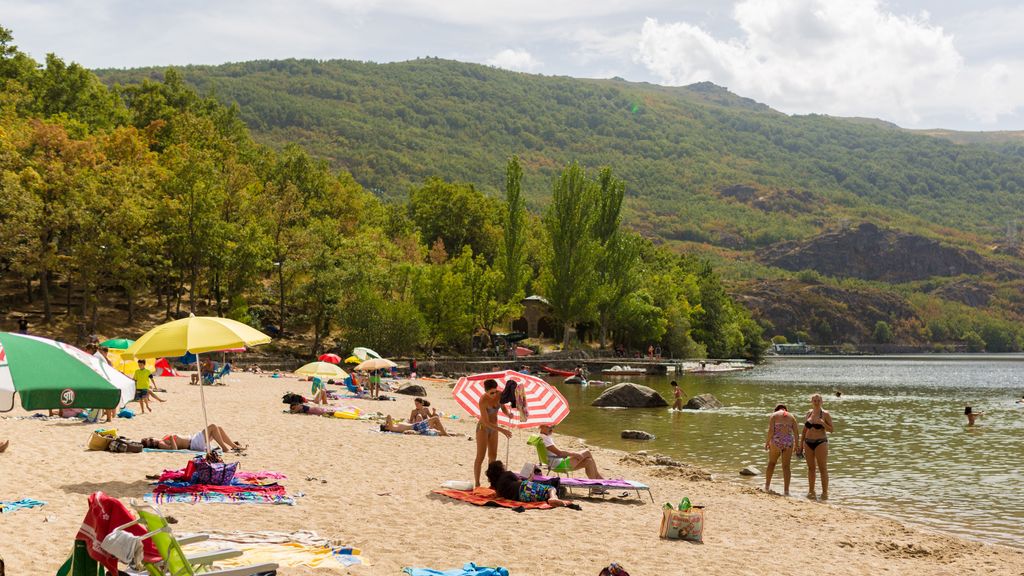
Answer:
[190, 456, 238, 485]
[659, 506, 705, 542]
[88, 429, 117, 451]
[107, 437, 131, 453]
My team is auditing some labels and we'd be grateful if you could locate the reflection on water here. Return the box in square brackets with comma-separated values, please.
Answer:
[552, 356, 1024, 548]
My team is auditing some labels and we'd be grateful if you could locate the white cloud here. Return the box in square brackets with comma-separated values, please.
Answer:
[487, 49, 542, 72]
[635, 0, 1024, 128]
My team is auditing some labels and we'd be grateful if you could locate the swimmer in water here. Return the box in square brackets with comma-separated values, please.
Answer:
[964, 406, 984, 426]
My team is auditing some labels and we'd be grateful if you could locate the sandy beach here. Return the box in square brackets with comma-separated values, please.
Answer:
[1, 372, 1022, 575]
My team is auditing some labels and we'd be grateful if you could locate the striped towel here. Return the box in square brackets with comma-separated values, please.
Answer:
[145, 491, 295, 505]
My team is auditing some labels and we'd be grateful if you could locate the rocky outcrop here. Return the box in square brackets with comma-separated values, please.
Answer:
[740, 466, 760, 476]
[760, 223, 997, 282]
[396, 384, 427, 396]
[684, 394, 723, 410]
[592, 383, 668, 408]
[928, 278, 993, 308]
[734, 279, 919, 345]
[621, 430, 656, 440]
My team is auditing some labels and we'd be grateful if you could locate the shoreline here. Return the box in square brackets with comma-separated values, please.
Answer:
[2, 373, 1022, 574]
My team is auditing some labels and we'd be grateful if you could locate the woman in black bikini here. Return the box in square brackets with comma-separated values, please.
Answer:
[473, 379, 512, 487]
[798, 393, 833, 500]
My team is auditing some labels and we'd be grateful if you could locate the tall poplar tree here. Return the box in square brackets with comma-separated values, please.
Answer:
[499, 155, 527, 304]
[543, 162, 599, 348]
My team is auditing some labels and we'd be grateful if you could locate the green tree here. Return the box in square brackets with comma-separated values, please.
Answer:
[409, 177, 500, 260]
[543, 162, 599, 347]
[872, 320, 894, 343]
[498, 155, 527, 304]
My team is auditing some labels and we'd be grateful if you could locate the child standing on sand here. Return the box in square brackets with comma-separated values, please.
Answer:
[671, 381, 687, 410]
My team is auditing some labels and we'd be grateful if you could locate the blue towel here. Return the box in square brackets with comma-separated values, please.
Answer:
[403, 563, 509, 576]
[142, 448, 204, 454]
[0, 498, 46, 513]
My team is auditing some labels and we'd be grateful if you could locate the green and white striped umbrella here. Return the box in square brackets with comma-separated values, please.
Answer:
[0, 332, 135, 412]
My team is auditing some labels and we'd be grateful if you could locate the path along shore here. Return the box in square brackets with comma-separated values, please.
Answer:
[1, 373, 1021, 574]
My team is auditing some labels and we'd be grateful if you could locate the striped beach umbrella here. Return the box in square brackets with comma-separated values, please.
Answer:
[0, 332, 135, 412]
[453, 370, 569, 429]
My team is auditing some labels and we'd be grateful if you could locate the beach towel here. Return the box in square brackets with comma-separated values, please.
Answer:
[143, 448, 205, 454]
[145, 491, 296, 505]
[0, 498, 46, 513]
[185, 540, 361, 569]
[403, 563, 509, 576]
[432, 487, 552, 510]
[76, 492, 159, 574]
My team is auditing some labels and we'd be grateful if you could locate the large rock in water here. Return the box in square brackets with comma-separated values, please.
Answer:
[592, 383, 668, 408]
[684, 394, 723, 410]
[621, 430, 656, 440]
[396, 384, 427, 396]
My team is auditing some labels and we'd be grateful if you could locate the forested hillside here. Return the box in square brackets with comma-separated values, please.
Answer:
[0, 27, 766, 361]
[94, 57, 1024, 352]
[97, 58, 1024, 246]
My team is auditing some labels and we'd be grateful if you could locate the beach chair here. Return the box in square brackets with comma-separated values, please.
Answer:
[56, 540, 104, 576]
[130, 502, 278, 576]
[526, 434, 573, 477]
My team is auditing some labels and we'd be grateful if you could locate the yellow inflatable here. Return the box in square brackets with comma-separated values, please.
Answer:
[333, 407, 361, 419]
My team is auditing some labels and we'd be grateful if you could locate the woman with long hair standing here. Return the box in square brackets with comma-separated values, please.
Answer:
[798, 393, 834, 500]
[473, 379, 512, 487]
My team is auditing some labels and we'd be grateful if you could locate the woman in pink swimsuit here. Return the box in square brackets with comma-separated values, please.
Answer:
[764, 403, 799, 495]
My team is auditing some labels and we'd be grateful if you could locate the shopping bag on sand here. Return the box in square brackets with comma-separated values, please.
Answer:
[189, 455, 238, 485]
[87, 429, 117, 451]
[659, 507, 705, 542]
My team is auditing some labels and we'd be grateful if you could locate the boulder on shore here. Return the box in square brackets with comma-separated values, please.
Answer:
[684, 393, 723, 410]
[621, 430, 656, 440]
[591, 383, 668, 408]
[740, 466, 760, 476]
[396, 384, 427, 396]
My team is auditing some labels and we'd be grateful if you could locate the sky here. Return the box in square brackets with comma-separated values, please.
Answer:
[2, 0, 1023, 131]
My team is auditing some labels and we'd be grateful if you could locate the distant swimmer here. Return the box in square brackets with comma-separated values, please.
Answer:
[834, 390, 843, 398]
[964, 406, 984, 426]
[1017, 396, 1024, 404]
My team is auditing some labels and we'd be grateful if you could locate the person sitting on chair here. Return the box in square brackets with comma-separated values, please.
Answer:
[538, 424, 603, 479]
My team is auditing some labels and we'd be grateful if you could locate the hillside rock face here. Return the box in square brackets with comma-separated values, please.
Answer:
[760, 223, 989, 282]
[734, 279, 918, 345]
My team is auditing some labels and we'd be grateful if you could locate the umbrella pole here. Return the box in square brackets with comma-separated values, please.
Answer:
[197, 351, 211, 455]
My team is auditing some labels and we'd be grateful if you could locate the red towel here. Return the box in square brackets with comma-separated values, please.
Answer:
[76, 491, 159, 574]
[432, 487, 553, 509]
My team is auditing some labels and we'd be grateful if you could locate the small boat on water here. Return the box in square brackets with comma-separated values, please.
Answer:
[601, 365, 647, 376]
[541, 365, 576, 377]
[684, 361, 754, 374]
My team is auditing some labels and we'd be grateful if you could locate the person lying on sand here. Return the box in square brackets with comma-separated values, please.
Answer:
[486, 460, 580, 509]
[380, 414, 456, 436]
[141, 424, 245, 453]
[289, 402, 338, 416]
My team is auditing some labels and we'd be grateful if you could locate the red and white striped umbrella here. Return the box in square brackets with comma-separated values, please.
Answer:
[452, 370, 569, 429]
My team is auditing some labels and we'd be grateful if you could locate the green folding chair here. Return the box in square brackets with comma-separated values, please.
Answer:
[130, 502, 278, 576]
[55, 540, 104, 576]
[527, 434, 573, 476]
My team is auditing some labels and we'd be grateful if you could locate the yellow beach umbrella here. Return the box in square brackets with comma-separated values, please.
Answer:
[124, 315, 271, 359]
[296, 361, 349, 380]
[124, 315, 271, 453]
[107, 350, 154, 376]
[344, 355, 361, 365]
[354, 357, 397, 371]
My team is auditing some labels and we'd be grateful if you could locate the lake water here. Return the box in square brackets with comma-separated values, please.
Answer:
[550, 356, 1024, 548]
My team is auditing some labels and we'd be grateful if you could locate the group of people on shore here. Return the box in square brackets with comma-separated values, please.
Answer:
[763, 393, 833, 499]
